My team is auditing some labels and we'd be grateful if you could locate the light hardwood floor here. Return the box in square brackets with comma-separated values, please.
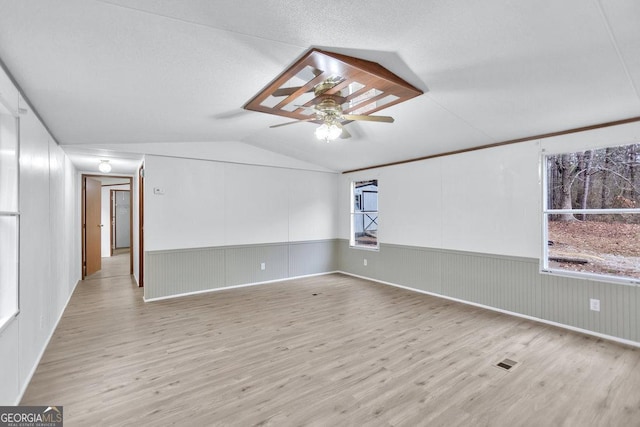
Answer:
[22, 254, 640, 426]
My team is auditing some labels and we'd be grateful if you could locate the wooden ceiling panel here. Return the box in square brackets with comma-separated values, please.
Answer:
[243, 48, 423, 121]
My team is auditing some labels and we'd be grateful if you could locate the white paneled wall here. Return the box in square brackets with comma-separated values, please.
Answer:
[0, 69, 80, 404]
[288, 170, 338, 242]
[144, 155, 338, 251]
[377, 159, 443, 248]
[439, 140, 541, 257]
[224, 163, 290, 246]
[340, 140, 541, 258]
[341, 121, 640, 258]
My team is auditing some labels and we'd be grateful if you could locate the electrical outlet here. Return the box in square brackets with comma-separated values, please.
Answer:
[589, 298, 600, 312]
[260, 262, 266, 271]
[363, 259, 367, 266]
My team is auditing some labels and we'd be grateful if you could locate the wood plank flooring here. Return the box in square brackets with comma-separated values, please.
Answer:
[22, 254, 640, 426]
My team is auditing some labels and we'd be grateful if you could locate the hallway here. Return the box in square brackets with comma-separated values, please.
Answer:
[85, 251, 131, 281]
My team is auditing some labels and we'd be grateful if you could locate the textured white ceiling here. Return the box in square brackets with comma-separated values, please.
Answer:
[0, 0, 639, 172]
[62, 145, 143, 176]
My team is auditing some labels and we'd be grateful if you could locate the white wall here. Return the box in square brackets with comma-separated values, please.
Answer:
[340, 140, 541, 258]
[341, 121, 640, 259]
[101, 184, 130, 257]
[0, 75, 20, 404]
[0, 88, 80, 404]
[143, 155, 338, 251]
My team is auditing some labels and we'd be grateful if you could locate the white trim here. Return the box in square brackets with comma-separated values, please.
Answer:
[348, 245, 380, 252]
[350, 179, 379, 250]
[15, 278, 81, 405]
[541, 144, 640, 283]
[0, 115, 20, 332]
[0, 310, 18, 335]
[338, 271, 640, 349]
[143, 271, 341, 302]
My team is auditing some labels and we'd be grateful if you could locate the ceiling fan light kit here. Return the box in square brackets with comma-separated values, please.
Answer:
[243, 48, 422, 141]
[315, 122, 342, 142]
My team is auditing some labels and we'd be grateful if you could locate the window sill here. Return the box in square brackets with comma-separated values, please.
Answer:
[350, 245, 380, 252]
[0, 310, 19, 335]
[541, 268, 640, 287]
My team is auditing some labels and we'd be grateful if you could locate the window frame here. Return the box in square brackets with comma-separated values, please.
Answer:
[350, 179, 379, 251]
[541, 144, 640, 285]
[0, 111, 20, 333]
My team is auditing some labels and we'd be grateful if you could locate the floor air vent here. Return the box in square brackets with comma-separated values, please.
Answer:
[496, 358, 517, 370]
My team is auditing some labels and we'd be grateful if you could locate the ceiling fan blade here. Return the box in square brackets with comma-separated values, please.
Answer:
[342, 114, 395, 123]
[269, 118, 316, 128]
[340, 127, 352, 139]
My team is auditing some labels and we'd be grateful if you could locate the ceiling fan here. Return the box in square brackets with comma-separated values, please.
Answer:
[269, 79, 394, 142]
[243, 49, 423, 142]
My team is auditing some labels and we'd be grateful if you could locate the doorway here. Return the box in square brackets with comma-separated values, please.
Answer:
[138, 164, 144, 287]
[82, 175, 134, 280]
[111, 190, 131, 255]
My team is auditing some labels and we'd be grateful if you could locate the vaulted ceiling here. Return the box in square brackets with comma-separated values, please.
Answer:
[0, 0, 639, 173]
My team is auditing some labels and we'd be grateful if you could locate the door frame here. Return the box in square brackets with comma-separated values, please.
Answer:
[81, 174, 134, 279]
[138, 164, 144, 287]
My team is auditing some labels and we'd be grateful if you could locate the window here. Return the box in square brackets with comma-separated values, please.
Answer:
[543, 143, 640, 282]
[0, 110, 19, 329]
[351, 180, 378, 249]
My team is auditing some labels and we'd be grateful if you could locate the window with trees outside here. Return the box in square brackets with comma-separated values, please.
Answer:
[0, 111, 19, 329]
[543, 143, 640, 282]
[351, 180, 378, 249]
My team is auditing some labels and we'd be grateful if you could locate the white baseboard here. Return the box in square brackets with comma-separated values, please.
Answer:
[143, 271, 341, 302]
[339, 271, 640, 349]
